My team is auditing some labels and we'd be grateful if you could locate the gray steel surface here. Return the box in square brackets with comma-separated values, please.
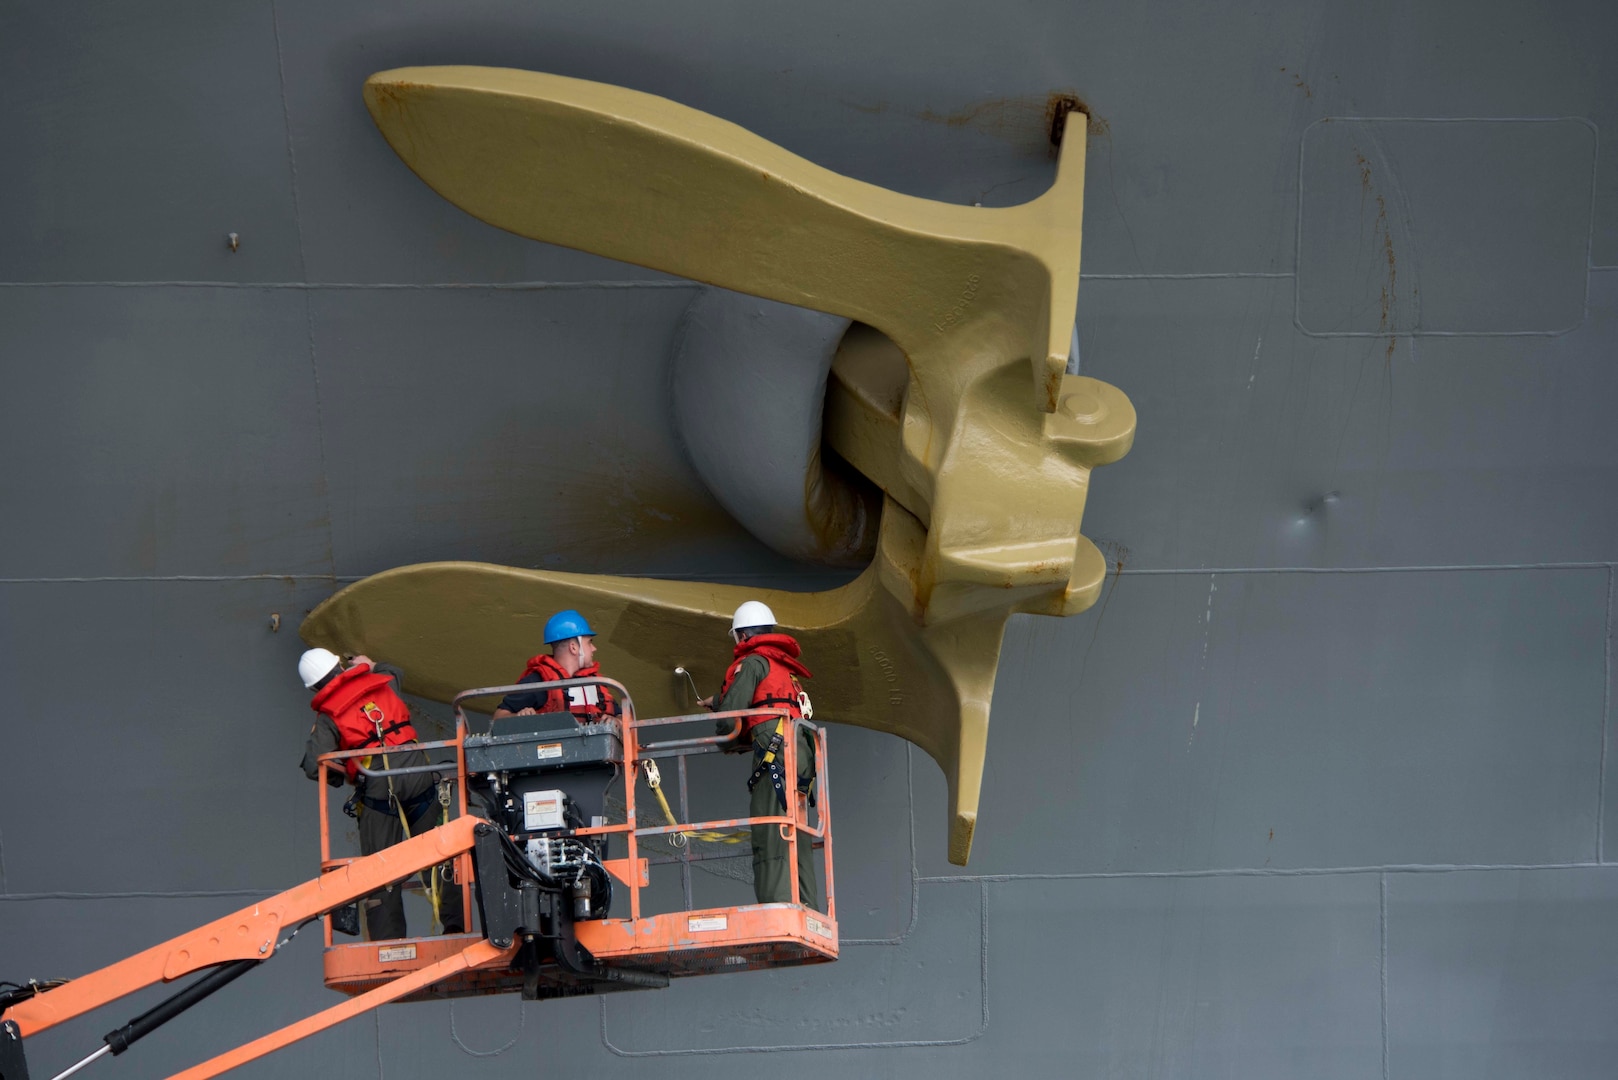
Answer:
[3, 0, 1616, 1076]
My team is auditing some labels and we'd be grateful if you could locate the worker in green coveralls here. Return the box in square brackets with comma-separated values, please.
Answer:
[700, 601, 819, 910]
[298, 648, 465, 940]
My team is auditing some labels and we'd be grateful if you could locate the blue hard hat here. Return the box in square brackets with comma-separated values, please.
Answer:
[543, 609, 596, 644]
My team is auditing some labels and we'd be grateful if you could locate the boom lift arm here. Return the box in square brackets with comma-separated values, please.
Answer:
[1, 680, 838, 1080]
[0, 816, 512, 1080]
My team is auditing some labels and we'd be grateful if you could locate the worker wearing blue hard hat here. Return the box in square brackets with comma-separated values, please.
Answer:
[491, 609, 620, 723]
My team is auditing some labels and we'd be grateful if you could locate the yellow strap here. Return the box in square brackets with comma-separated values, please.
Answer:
[650, 783, 681, 830]
[382, 751, 445, 932]
[644, 761, 746, 845]
[757, 716, 785, 764]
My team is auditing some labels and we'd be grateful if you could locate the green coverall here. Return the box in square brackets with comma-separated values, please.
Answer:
[714, 654, 819, 910]
[301, 677, 465, 940]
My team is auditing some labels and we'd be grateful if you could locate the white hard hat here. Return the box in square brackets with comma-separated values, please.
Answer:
[730, 600, 777, 633]
[298, 647, 341, 689]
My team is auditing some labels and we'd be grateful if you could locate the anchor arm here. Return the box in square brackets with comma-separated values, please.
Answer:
[365, 66, 1081, 412]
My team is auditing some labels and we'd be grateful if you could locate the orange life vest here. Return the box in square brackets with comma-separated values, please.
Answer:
[718, 633, 813, 736]
[309, 664, 419, 782]
[517, 654, 619, 722]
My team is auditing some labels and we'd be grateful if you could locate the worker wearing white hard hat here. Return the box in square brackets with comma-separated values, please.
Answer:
[296, 647, 464, 940]
[699, 601, 820, 910]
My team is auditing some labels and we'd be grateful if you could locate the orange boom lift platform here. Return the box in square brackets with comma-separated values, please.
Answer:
[0, 677, 835, 1080]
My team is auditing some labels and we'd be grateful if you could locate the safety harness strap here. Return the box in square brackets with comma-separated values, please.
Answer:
[352, 718, 413, 749]
[746, 719, 815, 809]
[746, 720, 788, 811]
[359, 787, 436, 820]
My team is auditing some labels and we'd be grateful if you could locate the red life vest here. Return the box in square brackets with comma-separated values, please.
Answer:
[517, 654, 619, 722]
[309, 663, 419, 782]
[718, 633, 813, 736]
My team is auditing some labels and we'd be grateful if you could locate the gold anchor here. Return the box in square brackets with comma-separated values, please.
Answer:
[302, 67, 1135, 865]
